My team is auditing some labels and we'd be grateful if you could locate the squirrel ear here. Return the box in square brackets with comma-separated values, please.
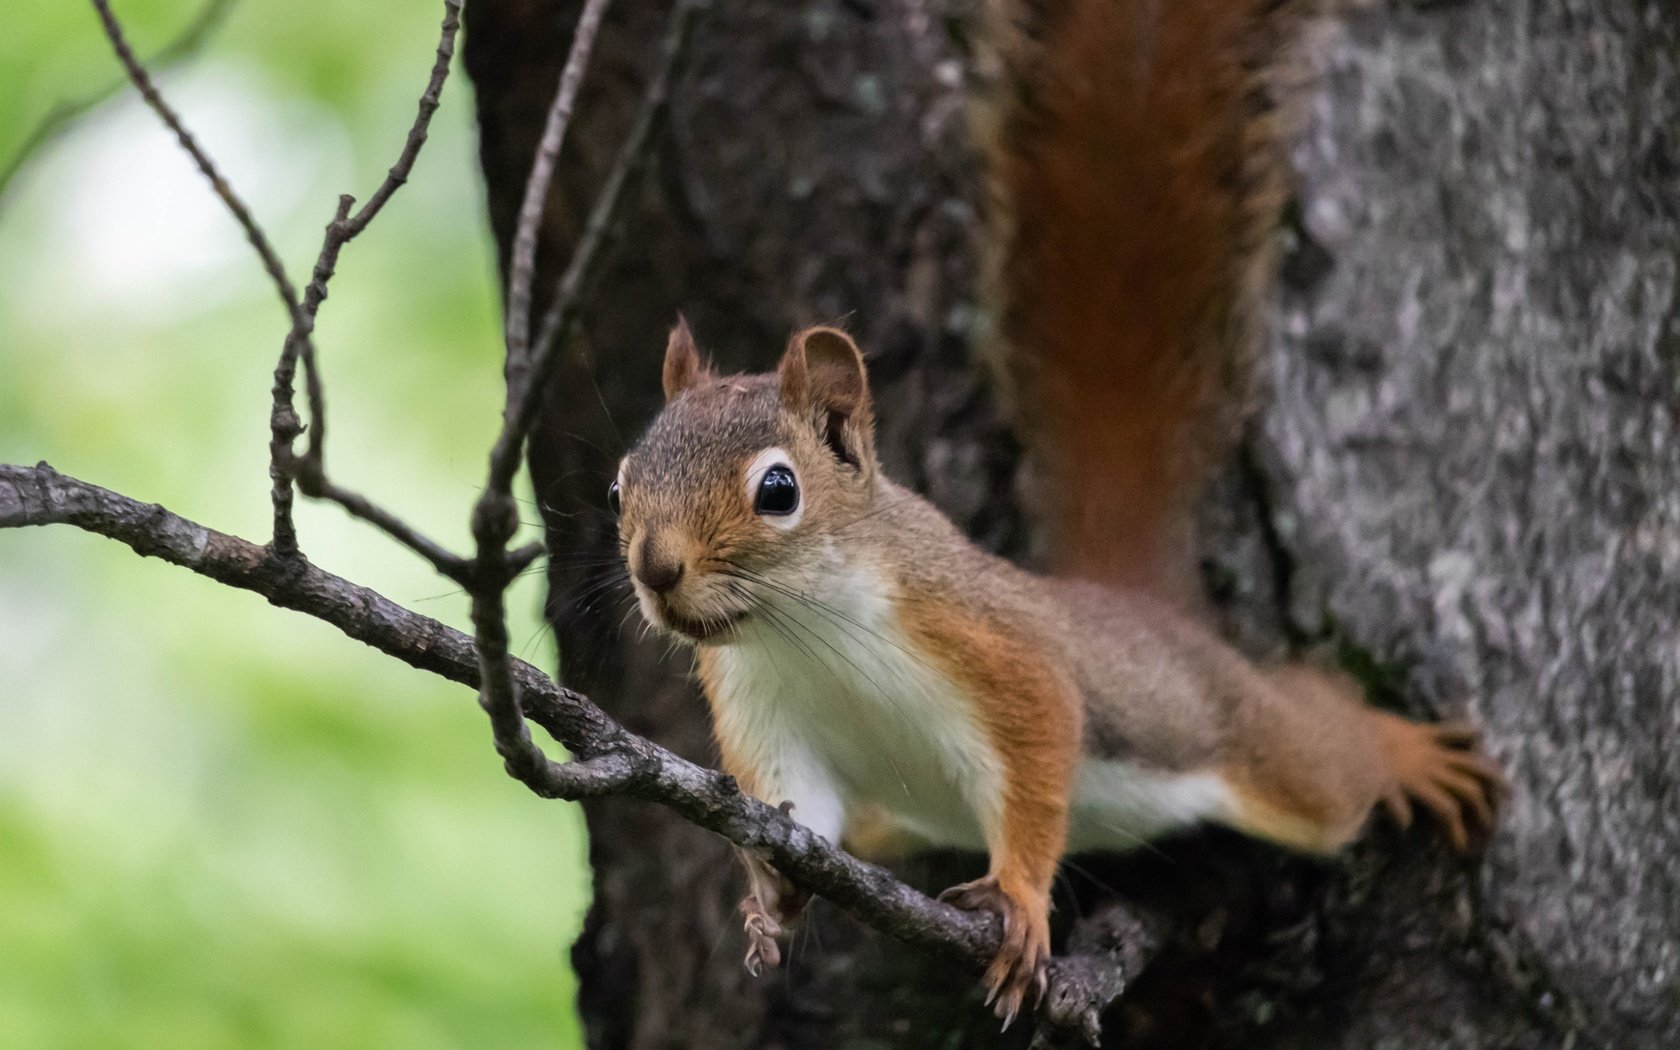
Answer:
[778, 326, 874, 469]
[663, 315, 709, 401]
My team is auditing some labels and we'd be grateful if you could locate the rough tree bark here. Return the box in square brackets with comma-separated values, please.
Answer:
[464, 0, 1679, 1047]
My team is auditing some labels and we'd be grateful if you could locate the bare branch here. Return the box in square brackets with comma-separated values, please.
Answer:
[465, 8, 696, 586]
[267, 193, 353, 555]
[0, 460, 1150, 1036]
[501, 0, 614, 388]
[467, 0, 625, 874]
[341, 0, 465, 240]
[0, 463, 614, 757]
[0, 0, 236, 213]
[84, 0, 319, 558]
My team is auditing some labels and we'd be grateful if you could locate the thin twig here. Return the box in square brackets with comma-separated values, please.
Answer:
[483, 0, 705, 500]
[267, 193, 353, 555]
[340, 0, 464, 240]
[501, 0, 614, 389]
[298, 0, 466, 467]
[493, 0, 704, 497]
[269, 0, 466, 554]
[468, 0, 701, 859]
[89, 0, 303, 329]
[83, 0, 318, 558]
[468, 0, 624, 844]
[297, 470, 472, 582]
[0, 0, 237, 213]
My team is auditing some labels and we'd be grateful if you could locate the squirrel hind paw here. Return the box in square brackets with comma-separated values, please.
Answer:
[739, 895, 784, 977]
[938, 876, 1050, 1030]
[1381, 716, 1509, 852]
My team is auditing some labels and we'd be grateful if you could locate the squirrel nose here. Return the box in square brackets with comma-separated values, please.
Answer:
[635, 537, 686, 595]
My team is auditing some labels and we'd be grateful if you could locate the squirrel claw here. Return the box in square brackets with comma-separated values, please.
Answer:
[1381, 715, 1508, 854]
[739, 894, 783, 977]
[1000, 999, 1020, 1032]
[938, 875, 1050, 1029]
[990, 963, 1040, 1032]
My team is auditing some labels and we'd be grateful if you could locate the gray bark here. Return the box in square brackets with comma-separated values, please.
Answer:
[462, 0, 1679, 1045]
[1256, 1, 1680, 1044]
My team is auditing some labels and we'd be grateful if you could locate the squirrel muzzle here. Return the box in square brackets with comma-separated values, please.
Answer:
[627, 526, 751, 644]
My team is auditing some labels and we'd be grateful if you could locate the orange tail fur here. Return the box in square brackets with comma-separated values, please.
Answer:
[980, 0, 1316, 603]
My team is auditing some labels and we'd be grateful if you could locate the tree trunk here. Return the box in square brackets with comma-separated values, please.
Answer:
[462, 0, 1680, 1046]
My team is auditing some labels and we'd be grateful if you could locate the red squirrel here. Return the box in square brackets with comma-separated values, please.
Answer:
[608, 0, 1504, 1028]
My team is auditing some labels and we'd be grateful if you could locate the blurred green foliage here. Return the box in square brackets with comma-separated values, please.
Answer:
[0, 2, 591, 1047]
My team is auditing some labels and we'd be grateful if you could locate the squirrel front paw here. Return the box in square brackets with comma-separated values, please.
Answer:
[739, 894, 784, 977]
[939, 876, 1050, 1030]
[1380, 718, 1509, 852]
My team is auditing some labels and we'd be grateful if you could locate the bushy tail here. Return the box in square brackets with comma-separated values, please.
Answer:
[978, 0, 1318, 604]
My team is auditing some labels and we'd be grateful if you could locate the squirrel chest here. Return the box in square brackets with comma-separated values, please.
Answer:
[698, 561, 1004, 851]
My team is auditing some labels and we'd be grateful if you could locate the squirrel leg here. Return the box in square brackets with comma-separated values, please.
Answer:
[938, 727, 1072, 1030]
[938, 807, 1063, 1030]
[1222, 665, 1506, 853]
[905, 615, 1081, 1029]
[717, 751, 843, 977]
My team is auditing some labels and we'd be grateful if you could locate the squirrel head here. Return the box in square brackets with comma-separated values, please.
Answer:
[613, 319, 879, 644]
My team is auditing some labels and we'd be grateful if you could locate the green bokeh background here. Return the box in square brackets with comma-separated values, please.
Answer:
[1, 2, 591, 1046]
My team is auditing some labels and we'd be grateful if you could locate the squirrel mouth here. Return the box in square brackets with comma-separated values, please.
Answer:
[663, 606, 750, 642]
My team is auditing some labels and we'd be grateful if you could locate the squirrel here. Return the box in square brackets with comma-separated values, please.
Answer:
[606, 0, 1505, 1029]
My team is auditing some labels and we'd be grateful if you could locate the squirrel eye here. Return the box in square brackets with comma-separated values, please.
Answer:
[607, 479, 622, 517]
[754, 465, 799, 516]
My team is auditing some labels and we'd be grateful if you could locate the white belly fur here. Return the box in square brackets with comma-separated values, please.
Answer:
[707, 564, 1003, 851]
[1067, 760, 1235, 853]
[706, 563, 1236, 855]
